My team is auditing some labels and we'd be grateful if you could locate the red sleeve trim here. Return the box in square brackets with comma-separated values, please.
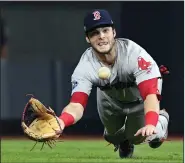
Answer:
[70, 92, 88, 108]
[59, 112, 75, 127]
[145, 111, 159, 126]
[138, 78, 161, 101]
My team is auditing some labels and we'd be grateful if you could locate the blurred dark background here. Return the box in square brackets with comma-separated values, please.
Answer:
[0, 1, 184, 137]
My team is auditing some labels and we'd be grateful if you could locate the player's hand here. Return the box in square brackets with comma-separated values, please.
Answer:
[56, 117, 65, 131]
[134, 125, 157, 137]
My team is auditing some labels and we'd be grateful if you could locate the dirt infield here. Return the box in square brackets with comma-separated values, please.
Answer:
[2, 134, 183, 141]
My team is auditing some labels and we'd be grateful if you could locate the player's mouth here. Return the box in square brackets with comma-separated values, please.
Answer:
[98, 42, 108, 46]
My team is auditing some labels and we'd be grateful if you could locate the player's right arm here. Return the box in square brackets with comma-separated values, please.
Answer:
[57, 65, 93, 130]
[57, 102, 85, 130]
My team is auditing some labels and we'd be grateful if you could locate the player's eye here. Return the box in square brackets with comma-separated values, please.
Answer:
[88, 30, 99, 37]
[103, 28, 109, 33]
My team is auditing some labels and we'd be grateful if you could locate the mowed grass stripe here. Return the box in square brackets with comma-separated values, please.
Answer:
[1, 139, 183, 163]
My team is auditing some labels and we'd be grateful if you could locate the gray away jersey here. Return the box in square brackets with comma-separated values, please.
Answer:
[71, 38, 161, 103]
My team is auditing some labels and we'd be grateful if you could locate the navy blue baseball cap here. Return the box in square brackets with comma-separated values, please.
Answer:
[84, 9, 114, 33]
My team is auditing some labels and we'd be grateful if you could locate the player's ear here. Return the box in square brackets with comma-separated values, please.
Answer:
[86, 36, 90, 43]
[113, 29, 116, 38]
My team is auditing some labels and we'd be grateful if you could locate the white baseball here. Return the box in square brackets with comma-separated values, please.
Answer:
[98, 66, 111, 80]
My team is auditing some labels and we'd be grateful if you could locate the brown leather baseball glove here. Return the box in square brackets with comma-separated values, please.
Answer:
[21, 96, 62, 150]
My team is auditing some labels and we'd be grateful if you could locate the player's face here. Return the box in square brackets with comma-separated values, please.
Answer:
[86, 26, 116, 55]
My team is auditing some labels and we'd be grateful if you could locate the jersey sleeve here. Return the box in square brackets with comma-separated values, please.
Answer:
[70, 65, 93, 108]
[129, 46, 161, 84]
[128, 40, 162, 100]
[71, 67, 93, 96]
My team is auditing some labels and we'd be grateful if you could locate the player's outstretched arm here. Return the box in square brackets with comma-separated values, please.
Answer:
[127, 41, 170, 137]
[57, 102, 85, 130]
[129, 45, 163, 137]
[144, 94, 160, 115]
[135, 93, 160, 137]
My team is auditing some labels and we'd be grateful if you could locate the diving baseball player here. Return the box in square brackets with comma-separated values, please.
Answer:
[58, 9, 169, 158]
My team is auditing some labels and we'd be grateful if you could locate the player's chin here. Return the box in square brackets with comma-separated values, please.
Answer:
[96, 47, 111, 55]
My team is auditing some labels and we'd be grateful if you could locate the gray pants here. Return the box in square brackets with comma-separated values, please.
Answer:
[97, 88, 168, 145]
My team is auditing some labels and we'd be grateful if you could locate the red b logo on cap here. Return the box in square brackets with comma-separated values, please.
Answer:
[93, 11, 101, 20]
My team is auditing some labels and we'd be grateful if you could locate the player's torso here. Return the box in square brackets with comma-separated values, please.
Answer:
[80, 38, 142, 103]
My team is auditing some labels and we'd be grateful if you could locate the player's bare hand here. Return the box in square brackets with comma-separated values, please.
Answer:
[134, 125, 157, 137]
[56, 117, 65, 130]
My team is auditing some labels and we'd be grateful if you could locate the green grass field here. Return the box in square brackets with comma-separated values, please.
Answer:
[1, 138, 183, 163]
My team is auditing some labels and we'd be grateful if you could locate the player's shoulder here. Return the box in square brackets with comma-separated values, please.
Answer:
[116, 38, 150, 60]
[116, 38, 144, 52]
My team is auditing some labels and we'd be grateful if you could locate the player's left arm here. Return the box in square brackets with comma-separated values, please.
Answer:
[130, 48, 163, 137]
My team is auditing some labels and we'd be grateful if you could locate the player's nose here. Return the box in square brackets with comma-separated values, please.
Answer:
[99, 31, 105, 39]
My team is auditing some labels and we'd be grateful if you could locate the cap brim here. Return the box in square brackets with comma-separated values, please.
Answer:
[85, 21, 114, 32]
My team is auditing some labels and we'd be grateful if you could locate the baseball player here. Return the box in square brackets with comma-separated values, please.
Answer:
[57, 9, 169, 158]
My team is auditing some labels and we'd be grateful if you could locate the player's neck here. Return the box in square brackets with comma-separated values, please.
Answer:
[94, 44, 117, 67]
